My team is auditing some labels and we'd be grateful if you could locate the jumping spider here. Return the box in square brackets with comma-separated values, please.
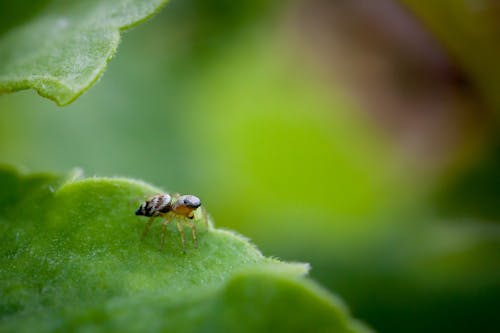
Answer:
[135, 193, 208, 252]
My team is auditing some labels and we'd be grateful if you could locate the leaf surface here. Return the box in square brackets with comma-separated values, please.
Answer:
[0, 0, 168, 105]
[0, 166, 370, 333]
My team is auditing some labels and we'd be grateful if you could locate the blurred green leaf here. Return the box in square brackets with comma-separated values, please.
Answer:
[0, 0, 168, 106]
[433, 139, 500, 221]
[0, 166, 370, 333]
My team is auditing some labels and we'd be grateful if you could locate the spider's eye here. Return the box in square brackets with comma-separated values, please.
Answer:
[184, 195, 201, 209]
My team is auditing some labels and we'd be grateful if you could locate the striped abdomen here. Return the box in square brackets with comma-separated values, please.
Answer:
[135, 194, 172, 217]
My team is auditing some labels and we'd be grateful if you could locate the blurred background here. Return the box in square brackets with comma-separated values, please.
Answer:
[0, 0, 499, 332]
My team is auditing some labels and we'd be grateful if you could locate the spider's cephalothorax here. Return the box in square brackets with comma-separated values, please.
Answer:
[135, 193, 208, 252]
[171, 195, 201, 219]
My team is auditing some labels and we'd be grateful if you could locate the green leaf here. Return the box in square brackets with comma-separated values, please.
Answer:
[0, 166, 370, 333]
[0, 0, 168, 106]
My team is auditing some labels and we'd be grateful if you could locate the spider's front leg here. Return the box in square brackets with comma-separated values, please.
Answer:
[175, 220, 187, 253]
[200, 206, 209, 230]
[183, 218, 198, 248]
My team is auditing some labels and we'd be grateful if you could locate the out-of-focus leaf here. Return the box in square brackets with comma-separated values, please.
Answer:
[0, 0, 168, 106]
[0, 166, 370, 333]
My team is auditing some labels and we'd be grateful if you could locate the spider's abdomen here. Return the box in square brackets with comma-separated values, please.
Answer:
[135, 194, 172, 217]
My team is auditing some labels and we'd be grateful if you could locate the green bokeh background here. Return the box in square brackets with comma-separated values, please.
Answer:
[0, 0, 499, 332]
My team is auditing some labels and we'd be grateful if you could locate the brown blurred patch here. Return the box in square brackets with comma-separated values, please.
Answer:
[288, 0, 494, 173]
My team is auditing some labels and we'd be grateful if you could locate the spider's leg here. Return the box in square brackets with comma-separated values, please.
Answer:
[160, 216, 173, 251]
[141, 215, 157, 240]
[200, 206, 209, 230]
[176, 220, 186, 253]
[182, 218, 198, 248]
